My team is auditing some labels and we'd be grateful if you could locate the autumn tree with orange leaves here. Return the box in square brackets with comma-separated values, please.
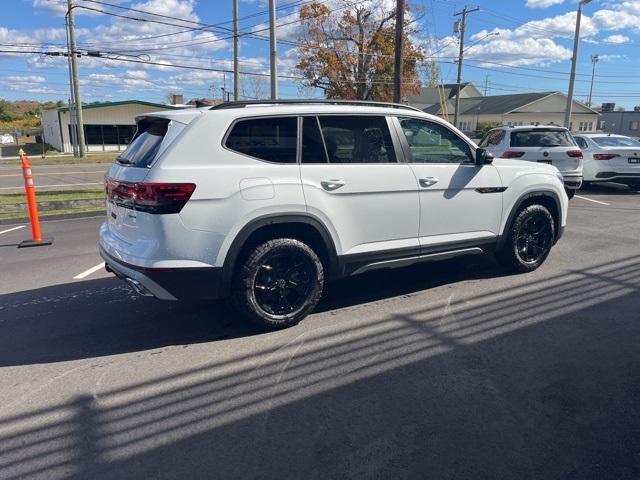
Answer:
[296, 1, 428, 101]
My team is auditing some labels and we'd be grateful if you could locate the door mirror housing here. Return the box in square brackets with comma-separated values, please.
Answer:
[475, 148, 494, 166]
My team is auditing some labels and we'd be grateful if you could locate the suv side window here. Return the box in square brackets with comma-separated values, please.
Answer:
[225, 116, 297, 163]
[399, 117, 473, 164]
[301, 116, 328, 163]
[317, 116, 396, 163]
[479, 129, 505, 147]
[575, 136, 588, 149]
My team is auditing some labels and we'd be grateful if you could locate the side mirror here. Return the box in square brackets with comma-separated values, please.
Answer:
[475, 148, 494, 166]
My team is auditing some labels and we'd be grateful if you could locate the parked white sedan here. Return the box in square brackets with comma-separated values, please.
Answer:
[573, 134, 640, 190]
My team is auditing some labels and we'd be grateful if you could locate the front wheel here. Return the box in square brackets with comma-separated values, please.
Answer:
[565, 188, 576, 199]
[232, 238, 324, 330]
[497, 204, 556, 273]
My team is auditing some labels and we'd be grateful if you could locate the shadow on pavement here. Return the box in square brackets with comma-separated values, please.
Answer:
[580, 182, 639, 196]
[0, 255, 507, 366]
[1, 256, 639, 478]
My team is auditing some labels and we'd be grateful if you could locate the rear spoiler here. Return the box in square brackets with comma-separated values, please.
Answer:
[135, 108, 204, 125]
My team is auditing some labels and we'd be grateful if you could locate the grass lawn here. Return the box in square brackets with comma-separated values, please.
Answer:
[0, 206, 105, 221]
[1, 152, 119, 165]
[0, 189, 105, 205]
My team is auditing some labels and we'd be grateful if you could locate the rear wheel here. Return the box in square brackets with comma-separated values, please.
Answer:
[497, 204, 555, 273]
[232, 238, 324, 329]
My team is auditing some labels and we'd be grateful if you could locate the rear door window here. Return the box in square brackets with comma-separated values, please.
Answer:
[510, 129, 576, 147]
[225, 116, 297, 163]
[301, 116, 328, 163]
[317, 116, 396, 163]
[117, 118, 169, 167]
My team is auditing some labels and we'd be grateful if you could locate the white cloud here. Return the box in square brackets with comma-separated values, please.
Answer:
[525, 0, 565, 8]
[4, 76, 47, 83]
[603, 34, 630, 43]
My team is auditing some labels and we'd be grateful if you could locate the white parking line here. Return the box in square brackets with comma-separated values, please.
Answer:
[575, 195, 610, 206]
[73, 262, 106, 280]
[0, 225, 25, 235]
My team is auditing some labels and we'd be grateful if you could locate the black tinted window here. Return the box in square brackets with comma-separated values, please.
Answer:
[118, 118, 168, 167]
[575, 137, 588, 149]
[510, 129, 575, 147]
[226, 116, 297, 163]
[592, 136, 638, 147]
[318, 116, 396, 163]
[399, 117, 473, 164]
[301, 116, 328, 163]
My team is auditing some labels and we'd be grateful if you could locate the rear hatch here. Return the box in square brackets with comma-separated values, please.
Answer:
[504, 128, 582, 174]
[104, 111, 200, 246]
[590, 136, 640, 174]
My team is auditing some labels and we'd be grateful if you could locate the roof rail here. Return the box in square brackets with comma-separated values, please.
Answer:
[209, 99, 421, 112]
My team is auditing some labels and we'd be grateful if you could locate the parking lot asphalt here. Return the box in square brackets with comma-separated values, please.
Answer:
[0, 163, 108, 193]
[1, 184, 639, 479]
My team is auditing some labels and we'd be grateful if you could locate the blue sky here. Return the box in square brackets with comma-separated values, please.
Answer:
[0, 0, 638, 108]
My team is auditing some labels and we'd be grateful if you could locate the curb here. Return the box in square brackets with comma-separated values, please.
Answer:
[0, 210, 106, 226]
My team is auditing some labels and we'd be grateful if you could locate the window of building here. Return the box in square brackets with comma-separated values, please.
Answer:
[587, 122, 593, 131]
[630, 121, 639, 131]
[398, 117, 473, 164]
[225, 116, 297, 163]
[318, 116, 396, 163]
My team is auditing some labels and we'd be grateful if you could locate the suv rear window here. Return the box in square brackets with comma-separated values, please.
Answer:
[225, 116, 297, 163]
[117, 118, 169, 167]
[510, 129, 575, 147]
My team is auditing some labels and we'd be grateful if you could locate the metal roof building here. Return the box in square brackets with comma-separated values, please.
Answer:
[41, 100, 183, 153]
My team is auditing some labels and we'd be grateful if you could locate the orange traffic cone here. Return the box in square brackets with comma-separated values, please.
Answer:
[18, 148, 52, 248]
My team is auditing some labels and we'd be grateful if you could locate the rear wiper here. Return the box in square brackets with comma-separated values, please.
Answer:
[116, 156, 132, 165]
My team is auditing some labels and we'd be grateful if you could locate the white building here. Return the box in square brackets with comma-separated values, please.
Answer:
[41, 100, 184, 153]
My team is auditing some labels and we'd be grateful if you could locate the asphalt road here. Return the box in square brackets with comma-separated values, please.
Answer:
[0, 163, 108, 193]
[1, 184, 639, 479]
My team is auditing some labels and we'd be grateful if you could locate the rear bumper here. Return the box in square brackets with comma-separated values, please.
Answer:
[562, 174, 583, 189]
[100, 245, 224, 300]
[593, 172, 640, 184]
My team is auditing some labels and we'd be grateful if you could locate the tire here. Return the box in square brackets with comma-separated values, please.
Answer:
[231, 238, 324, 329]
[565, 188, 576, 199]
[497, 204, 556, 273]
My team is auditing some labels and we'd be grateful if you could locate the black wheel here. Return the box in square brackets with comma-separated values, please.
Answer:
[565, 188, 576, 199]
[497, 204, 555, 273]
[232, 238, 324, 329]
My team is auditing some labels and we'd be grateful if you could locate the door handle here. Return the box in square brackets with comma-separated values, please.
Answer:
[419, 177, 439, 188]
[321, 179, 345, 191]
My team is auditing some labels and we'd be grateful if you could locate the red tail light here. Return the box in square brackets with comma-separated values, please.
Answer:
[105, 178, 195, 214]
[593, 153, 619, 160]
[500, 151, 525, 158]
[566, 150, 584, 159]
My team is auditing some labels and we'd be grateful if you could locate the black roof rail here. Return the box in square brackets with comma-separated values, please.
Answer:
[209, 99, 421, 112]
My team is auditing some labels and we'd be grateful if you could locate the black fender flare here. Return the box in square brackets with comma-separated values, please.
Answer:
[496, 190, 563, 250]
[220, 213, 339, 291]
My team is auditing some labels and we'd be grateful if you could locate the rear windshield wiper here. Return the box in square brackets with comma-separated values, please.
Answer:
[116, 156, 132, 165]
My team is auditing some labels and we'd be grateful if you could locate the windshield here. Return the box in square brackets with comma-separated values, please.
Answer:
[510, 129, 576, 147]
[592, 136, 639, 147]
[117, 118, 169, 167]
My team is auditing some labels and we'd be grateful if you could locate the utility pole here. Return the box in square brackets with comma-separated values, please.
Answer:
[233, 0, 239, 101]
[587, 54, 599, 107]
[67, 0, 86, 157]
[483, 74, 489, 96]
[64, 16, 78, 157]
[269, 0, 278, 99]
[453, 5, 479, 129]
[564, 0, 592, 129]
[393, 0, 406, 104]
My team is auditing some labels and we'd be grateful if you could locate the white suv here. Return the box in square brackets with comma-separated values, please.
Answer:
[100, 100, 567, 329]
[479, 125, 583, 198]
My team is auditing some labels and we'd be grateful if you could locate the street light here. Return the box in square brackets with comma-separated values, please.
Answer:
[587, 54, 599, 107]
[564, 0, 593, 130]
